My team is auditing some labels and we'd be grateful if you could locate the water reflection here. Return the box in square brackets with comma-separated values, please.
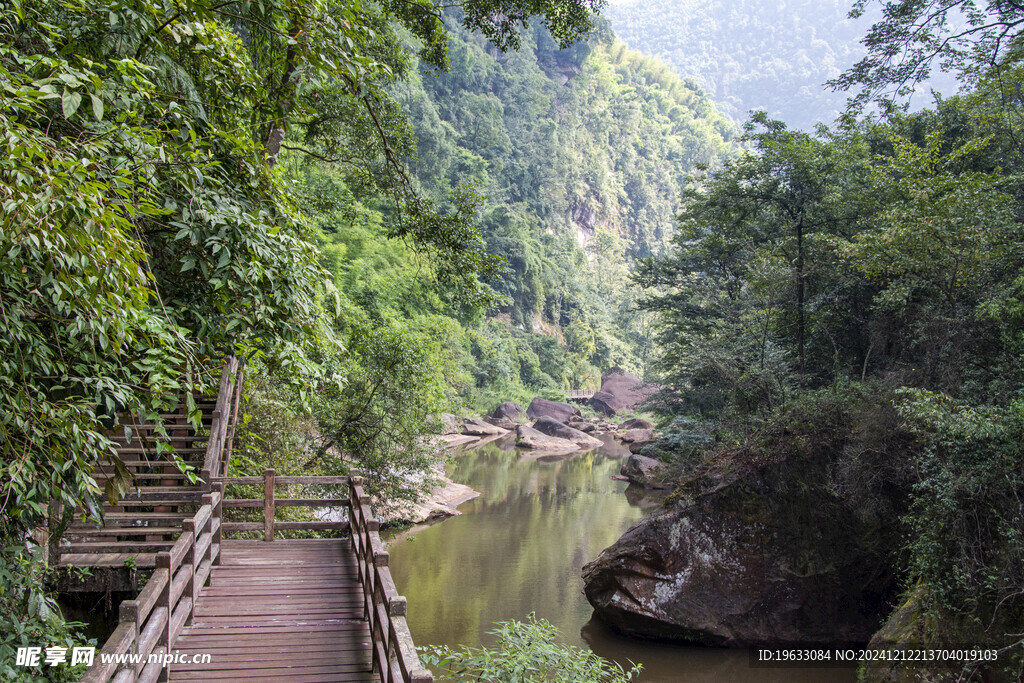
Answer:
[385, 433, 854, 682]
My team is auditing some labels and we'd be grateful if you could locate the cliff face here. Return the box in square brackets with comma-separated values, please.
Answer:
[583, 417, 907, 646]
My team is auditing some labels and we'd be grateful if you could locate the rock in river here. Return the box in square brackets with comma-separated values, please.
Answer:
[492, 401, 525, 422]
[583, 439, 901, 646]
[532, 416, 603, 448]
[461, 416, 508, 436]
[515, 424, 579, 452]
[619, 454, 668, 488]
[526, 397, 581, 423]
[619, 418, 652, 430]
[587, 369, 659, 416]
[483, 415, 517, 430]
[438, 413, 460, 435]
[620, 428, 654, 444]
[587, 391, 619, 417]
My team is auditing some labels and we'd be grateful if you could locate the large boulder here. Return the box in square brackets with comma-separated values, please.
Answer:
[483, 415, 517, 430]
[515, 424, 579, 452]
[619, 454, 667, 487]
[583, 432, 903, 647]
[492, 401, 525, 422]
[438, 413, 459, 435]
[526, 397, 581, 423]
[619, 418, 653, 431]
[461, 416, 508, 436]
[588, 369, 659, 416]
[587, 391, 618, 417]
[620, 428, 654, 444]
[532, 416, 603, 449]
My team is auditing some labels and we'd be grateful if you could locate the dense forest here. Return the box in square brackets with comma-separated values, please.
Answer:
[4, 0, 1024, 680]
[0, 0, 731, 678]
[615, 2, 1024, 678]
[300, 11, 735, 413]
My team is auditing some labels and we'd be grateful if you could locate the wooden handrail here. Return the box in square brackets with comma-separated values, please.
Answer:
[215, 471, 352, 539]
[81, 359, 241, 682]
[201, 357, 241, 482]
[216, 471, 432, 682]
[349, 476, 433, 683]
[81, 484, 223, 683]
[567, 389, 595, 399]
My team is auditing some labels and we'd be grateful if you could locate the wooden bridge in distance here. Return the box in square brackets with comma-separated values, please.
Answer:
[566, 388, 595, 401]
[59, 359, 432, 683]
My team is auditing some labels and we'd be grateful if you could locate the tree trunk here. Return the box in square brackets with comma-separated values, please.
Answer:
[796, 213, 805, 374]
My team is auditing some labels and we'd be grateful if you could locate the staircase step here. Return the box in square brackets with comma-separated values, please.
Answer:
[95, 460, 204, 467]
[111, 497, 203, 507]
[114, 447, 208, 455]
[94, 472, 193, 480]
[66, 526, 184, 536]
[63, 541, 178, 553]
[58, 553, 158, 568]
[87, 513, 193, 525]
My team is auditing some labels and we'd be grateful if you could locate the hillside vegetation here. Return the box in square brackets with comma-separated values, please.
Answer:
[627, 2, 1024, 674]
[292, 13, 735, 417]
[0, 1, 735, 674]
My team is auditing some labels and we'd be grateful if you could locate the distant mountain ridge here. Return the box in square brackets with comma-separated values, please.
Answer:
[604, 0, 955, 129]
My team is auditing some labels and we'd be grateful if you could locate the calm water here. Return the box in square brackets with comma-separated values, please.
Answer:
[386, 433, 855, 682]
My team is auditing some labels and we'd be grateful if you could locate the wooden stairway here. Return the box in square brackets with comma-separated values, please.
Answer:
[56, 360, 242, 570]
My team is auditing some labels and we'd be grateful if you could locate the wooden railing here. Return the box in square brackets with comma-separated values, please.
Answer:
[567, 389, 596, 400]
[348, 476, 433, 683]
[76, 351, 432, 683]
[216, 470, 433, 681]
[217, 470, 351, 539]
[81, 484, 223, 683]
[200, 356, 243, 484]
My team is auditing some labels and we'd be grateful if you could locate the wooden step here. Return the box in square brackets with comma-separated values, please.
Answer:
[91, 513, 193, 525]
[59, 552, 158, 568]
[94, 460, 204, 467]
[111, 497, 203, 507]
[108, 427, 211, 435]
[114, 447, 208, 455]
[66, 526, 184, 536]
[63, 540, 178, 553]
[93, 472, 193, 480]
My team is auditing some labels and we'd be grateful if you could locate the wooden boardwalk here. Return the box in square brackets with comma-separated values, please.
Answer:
[169, 539, 378, 682]
[68, 357, 431, 683]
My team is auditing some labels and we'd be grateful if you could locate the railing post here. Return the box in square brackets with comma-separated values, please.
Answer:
[212, 481, 223, 565]
[182, 519, 196, 626]
[263, 468, 275, 542]
[120, 599, 141, 678]
[47, 498, 61, 568]
[156, 552, 172, 682]
[201, 492, 213, 572]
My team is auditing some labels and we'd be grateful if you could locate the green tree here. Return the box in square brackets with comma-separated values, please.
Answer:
[635, 115, 874, 419]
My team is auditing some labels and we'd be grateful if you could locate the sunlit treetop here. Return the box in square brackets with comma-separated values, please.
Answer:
[832, 0, 1024, 109]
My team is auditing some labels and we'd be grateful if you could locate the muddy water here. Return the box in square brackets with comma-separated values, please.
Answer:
[385, 434, 855, 682]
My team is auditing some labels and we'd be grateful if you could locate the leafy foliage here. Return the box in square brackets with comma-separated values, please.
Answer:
[420, 613, 642, 682]
[895, 389, 1024, 614]
[833, 0, 1024, 108]
[638, 78, 1024, 671]
[0, 546, 91, 682]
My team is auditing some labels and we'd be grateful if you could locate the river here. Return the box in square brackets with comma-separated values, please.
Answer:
[385, 433, 856, 682]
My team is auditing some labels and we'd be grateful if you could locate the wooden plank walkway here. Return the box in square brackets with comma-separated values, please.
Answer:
[169, 539, 379, 682]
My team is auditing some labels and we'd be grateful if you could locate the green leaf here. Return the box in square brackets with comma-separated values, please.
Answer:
[90, 93, 104, 121]
[62, 88, 81, 118]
